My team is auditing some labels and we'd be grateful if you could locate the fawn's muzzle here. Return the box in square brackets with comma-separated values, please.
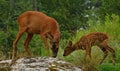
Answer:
[63, 54, 65, 56]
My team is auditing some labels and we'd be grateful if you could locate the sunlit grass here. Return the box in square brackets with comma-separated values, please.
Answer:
[99, 63, 120, 71]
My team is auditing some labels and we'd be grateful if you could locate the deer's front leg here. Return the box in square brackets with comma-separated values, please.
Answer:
[41, 34, 50, 57]
[12, 28, 26, 59]
[85, 45, 91, 59]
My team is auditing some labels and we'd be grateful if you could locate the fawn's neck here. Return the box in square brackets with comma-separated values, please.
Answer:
[73, 41, 85, 50]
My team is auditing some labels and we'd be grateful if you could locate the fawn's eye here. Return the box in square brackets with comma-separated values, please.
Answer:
[65, 49, 68, 52]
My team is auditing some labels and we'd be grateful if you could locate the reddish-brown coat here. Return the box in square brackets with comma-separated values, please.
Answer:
[12, 11, 61, 59]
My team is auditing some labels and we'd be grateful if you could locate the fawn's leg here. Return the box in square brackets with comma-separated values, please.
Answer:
[24, 33, 33, 57]
[101, 41, 115, 65]
[85, 45, 91, 59]
[97, 44, 108, 64]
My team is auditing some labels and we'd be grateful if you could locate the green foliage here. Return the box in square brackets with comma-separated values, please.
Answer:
[100, 0, 120, 15]
[40, 0, 93, 32]
[99, 63, 120, 71]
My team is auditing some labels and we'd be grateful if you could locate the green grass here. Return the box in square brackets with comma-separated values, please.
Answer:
[99, 63, 120, 71]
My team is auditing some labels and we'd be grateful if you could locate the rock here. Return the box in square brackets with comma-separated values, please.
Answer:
[0, 57, 81, 71]
[0, 60, 12, 71]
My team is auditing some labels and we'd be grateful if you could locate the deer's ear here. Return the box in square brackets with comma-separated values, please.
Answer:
[69, 41, 72, 46]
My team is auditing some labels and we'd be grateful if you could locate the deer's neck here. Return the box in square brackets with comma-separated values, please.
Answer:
[73, 42, 85, 50]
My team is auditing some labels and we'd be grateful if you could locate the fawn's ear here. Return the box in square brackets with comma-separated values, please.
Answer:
[69, 41, 72, 46]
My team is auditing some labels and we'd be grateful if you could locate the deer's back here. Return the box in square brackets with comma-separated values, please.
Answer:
[17, 11, 59, 34]
[79, 32, 108, 46]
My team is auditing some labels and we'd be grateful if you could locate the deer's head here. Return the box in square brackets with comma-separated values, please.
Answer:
[63, 41, 75, 56]
[47, 33, 61, 58]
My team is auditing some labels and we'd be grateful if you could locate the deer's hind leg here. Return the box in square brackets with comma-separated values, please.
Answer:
[97, 43, 108, 64]
[24, 33, 33, 57]
[12, 27, 27, 59]
[101, 41, 115, 65]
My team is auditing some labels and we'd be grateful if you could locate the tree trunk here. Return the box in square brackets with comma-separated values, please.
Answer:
[33, 0, 38, 11]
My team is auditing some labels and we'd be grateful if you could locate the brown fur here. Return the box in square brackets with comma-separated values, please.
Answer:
[12, 11, 61, 59]
[63, 32, 115, 65]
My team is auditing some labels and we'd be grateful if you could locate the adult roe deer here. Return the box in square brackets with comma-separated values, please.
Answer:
[12, 11, 61, 59]
[63, 32, 115, 65]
